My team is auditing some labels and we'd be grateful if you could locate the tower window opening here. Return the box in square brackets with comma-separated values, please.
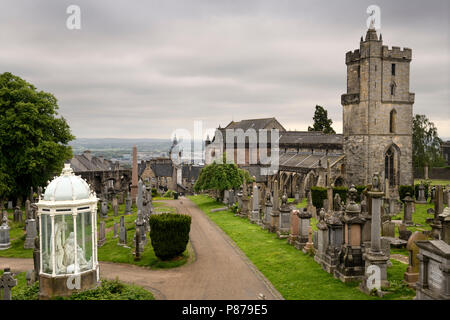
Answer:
[389, 109, 397, 133]
[390, 83, 396, 96]
[357, 65, 360, 78]
[391, 63, 396, 76]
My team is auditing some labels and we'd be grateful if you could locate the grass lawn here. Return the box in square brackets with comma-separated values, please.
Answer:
[414, 179, 450, 186]
[189, 194, 415, 300]
[0, 270, 154, 300]
[0, 201, 189, 269]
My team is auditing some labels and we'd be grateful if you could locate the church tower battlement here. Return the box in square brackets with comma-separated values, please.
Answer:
[342, 27, 414, 189]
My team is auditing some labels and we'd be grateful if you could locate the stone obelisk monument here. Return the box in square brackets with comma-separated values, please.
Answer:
[130, 144, 138, 204]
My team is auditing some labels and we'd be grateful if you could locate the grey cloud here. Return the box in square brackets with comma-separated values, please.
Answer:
[0, 0, 448, 139]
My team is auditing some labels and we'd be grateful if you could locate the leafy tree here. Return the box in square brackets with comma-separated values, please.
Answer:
[194, 155, 253, 200]
[308, 105, 336, 134]
[0, 72, 74, 202]
[412, 114, 445, 169]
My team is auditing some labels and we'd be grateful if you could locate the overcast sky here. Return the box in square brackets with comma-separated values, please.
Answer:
[1, 0, 449, 140]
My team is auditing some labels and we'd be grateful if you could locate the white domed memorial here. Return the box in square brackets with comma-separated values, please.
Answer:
[37, 163, 99, 299]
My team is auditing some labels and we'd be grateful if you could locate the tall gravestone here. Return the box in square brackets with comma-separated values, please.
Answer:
[262, 190, 272, 230]
[250, 184, 260, 224]
[98, 221, 106, 247]
[240, 180, 250, 218]
[269, 180, 280, 233]
[101, 200, 108, 218]
[322, 209, 344, 274]
[403, 193, 414, 226]
[125, 191, 132, 215]
[276, 190, 291, 239]
[361, 173, 390, 293]
[288, 209, 299, 245]
[314, 208, 328, 266]
[118, 216, 127, 246]
[24, 205, 37, 249]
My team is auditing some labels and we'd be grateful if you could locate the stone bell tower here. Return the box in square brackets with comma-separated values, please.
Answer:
[342, 27, 414, 191]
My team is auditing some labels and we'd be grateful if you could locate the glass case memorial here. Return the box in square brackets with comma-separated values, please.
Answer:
[37, 163, 99, 299]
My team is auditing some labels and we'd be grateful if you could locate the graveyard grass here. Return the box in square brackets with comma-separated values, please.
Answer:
[189, 195, 416, 300]
[0, 201, 190, 269]
[414, 179, 450, 186]
[1, 270, 154, 300]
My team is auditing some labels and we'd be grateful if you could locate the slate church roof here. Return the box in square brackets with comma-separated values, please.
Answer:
[70, 150, 119, 172]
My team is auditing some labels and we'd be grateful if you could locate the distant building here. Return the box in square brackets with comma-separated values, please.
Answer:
[442, 141, 450, 165]
[69, 150, 132, 196]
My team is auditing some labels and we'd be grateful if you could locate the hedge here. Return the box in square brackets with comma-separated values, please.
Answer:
[399, 185, 415, 202]
[151, 188, 157, 197]
[311, 185, 367, 209]
[311, 186, 327, 209]
[149, 213, 191, 260]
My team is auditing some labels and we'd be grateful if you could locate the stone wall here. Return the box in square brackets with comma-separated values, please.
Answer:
[414, 167, 450, 180]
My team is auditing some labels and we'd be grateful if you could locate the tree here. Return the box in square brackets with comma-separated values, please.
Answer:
[194, 156, 253, 200]
[412, 114, 445, 169]
[0, 72, 74, 201]
[308, 105, 336, 134]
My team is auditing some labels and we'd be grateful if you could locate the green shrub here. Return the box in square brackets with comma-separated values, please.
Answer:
[149, 213, 191, 260]
[151, 188, 157, 197]
[311, 186, 327, 209]
[332, 186, 348, 204]
[399, 185, 415, 202]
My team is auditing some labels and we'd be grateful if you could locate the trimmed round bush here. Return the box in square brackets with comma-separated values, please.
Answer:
[149, 213, 191, 260]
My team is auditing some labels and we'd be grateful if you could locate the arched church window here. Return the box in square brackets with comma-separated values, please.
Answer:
[385, 147, 395, 186]
[390, 82, 396, 96]
[389, 109, 397, 133]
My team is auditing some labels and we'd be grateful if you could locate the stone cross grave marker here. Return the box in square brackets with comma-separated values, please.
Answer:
[0, 268, 17, 300]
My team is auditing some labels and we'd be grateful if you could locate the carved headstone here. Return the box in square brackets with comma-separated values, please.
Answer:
[0, 268, 17, 300]
[113, 222, 119, 239]
[98, 221, 106, 247]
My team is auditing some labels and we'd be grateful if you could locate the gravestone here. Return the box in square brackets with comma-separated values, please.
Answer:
[0, 268, 17, 300]
[361, 177, 390, 293]
[113, 203, 118, 217]
[416, 183, 427, 204]
[118, 216, 127, 246]
[381, 221, 395, 238]
[288, 209, 299, 245]
[430, 186, 444, 240]
[403, 193, 414, 226]
[398, 224, 412, 242]
[112, 197, 118, 209]
[13, 206, 22, 223]
[302, 226, 314, 254]
[322, 209, 343, 274]
[262, 191, 272, 230]
[415, 240, 450, 300]
[313, 231, 318, 250]
[113, 222, 119, 239]
[24, 214, 37, 249]
[250, 184, 260, 224]
[98, 221, 106, 247]
[134, 229, 142, 261]
[118, 192, 125, 205]
[439, 207, 450, 245]
[276, 191, 291, 239]
[269, 180, 280, 232]
[404, 231, 428, 287]
[125, 192, 132, 215]
[295, 208, 312, 251]
[7, 201, 13, 210]
[314, 208, 328, 266]
[0, 215, 11, 250]
[101, 200, 108, 218]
